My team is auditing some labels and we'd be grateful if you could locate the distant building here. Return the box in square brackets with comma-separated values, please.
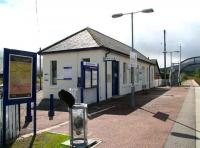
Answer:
[0, 57, 2, 74]
[39, 27, 162, 104]
[151, 59, 162, 79]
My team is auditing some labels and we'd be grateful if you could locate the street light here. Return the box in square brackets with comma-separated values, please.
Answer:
[178, 44, 182, 85]
[112, 8, 154, 49]
[112, 8, 154, 107]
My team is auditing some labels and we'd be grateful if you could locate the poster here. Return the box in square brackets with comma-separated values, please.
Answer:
[85, 70, 91, 88]
[9, 55, 32, 99]
[92, 70, 97, 87]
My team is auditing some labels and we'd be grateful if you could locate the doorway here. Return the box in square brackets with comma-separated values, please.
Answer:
[112, 61, 119, 96]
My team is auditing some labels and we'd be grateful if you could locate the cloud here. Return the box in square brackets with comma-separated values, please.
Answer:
[1, 0, 200, 68]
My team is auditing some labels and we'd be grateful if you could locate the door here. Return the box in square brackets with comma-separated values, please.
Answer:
[112, 61, 119, 96]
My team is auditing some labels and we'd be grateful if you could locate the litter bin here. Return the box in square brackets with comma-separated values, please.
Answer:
[69, 103, 88, 147]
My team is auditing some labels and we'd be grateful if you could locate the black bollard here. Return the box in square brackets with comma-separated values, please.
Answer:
[48, 94, 55, 117]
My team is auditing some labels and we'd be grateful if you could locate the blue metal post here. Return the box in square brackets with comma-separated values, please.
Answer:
[33, 100, 36, 135]
[25, 102, 32, 122]
[97, 64, 99, 103]
[81, 61, 84, 103]
[48, 94, 55, 117]
[2, 99, 6, 145]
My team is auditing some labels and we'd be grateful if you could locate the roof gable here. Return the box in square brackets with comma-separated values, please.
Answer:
[40, 27, 154, 64]
[42, 29, 100, 53]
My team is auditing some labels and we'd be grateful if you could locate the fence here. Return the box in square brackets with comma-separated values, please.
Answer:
[0, 98, 19, 144]
[153, 79, 164, 87]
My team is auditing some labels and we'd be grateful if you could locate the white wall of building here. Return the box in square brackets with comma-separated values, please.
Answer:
[42, 49, 157, 104]
[43, 49, 105, 104]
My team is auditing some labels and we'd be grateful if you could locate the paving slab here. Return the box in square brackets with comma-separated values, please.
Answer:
[196, 87, 200, 148]
[49, 87, 188, 147]
[164, 87, 196, 148]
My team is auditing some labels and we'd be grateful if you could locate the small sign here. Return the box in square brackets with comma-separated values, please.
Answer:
[63, 67, 72, 80]
[83, 62, 97, 67]
[130, 51, 137, 68]
[103, 57, 115, 61]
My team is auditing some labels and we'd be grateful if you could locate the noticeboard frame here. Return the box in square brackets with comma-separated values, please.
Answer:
[80, 61, 99, 103]
[2, 48, 37, 145]
[3, 48, 37, 105]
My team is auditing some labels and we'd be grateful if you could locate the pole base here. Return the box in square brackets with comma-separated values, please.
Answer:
[129, 85, 135, 107]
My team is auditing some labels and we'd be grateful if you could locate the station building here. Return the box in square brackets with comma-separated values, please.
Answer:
[39, 27, 162, 104]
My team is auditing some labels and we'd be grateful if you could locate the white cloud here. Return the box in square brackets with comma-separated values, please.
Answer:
[0, 0, 200, 67]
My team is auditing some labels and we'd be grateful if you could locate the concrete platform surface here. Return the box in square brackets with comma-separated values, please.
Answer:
[19, 83, 200, 148]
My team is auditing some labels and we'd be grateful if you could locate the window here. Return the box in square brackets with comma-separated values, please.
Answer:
[123, 63, 127, 84]
[136, 65, 139, 83]
[82, 58, 90, 62]
[92, 70, 97, 87]
[50, 60, 57, 85]
[142, 66, 145, 84]
[130, 67, 134, 83]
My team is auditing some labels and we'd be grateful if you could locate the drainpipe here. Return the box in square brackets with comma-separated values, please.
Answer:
[149, 65, 151, 89]
[105, 49, 111, 100]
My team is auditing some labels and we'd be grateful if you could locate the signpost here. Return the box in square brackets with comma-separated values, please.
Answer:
[2, 48, 37, 145]
[130, 51, 137, 68]
[130, 51, 137, 107]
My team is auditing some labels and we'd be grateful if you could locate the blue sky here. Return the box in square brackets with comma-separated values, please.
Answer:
[0, 0, 200, 68]
[0, 0, 7, 4]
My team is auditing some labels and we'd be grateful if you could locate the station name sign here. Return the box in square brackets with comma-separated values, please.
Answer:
[103, 57, 116, 61]
[83, 62, 98, 67]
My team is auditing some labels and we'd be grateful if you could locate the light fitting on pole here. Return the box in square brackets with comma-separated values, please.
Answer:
[141, 8, 154, 13]
[112, 13, 123, 18]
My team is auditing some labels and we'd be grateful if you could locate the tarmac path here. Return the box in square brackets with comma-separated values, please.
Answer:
[165, 79, 199, 148]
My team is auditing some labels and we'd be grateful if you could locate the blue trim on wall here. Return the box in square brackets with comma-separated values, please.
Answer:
[63, 78, 72, 80]
[63, 67, 72, 69]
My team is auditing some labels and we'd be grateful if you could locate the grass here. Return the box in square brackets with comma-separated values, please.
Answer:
[6, 132, 70, 148]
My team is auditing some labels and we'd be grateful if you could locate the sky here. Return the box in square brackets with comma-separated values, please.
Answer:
[0, 0, 200, 68]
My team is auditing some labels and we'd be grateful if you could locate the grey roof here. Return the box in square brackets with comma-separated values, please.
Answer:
[150, 59, 157, 65]
[40, 27, 154, 64]
[151, 59, 161, 74]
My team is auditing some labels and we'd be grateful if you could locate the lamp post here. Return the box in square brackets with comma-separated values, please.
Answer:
[112, 8, 154, 107]
[163, 50, 180, 86]
[178, 44, 182, 85]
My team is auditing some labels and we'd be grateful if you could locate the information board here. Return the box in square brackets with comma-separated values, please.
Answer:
[9, 55, 32, 99]
[92, 70, 97, 87]
[130, 51, 137, 68]
[85, 70, 91, 88]
[3, 48, 37, 104]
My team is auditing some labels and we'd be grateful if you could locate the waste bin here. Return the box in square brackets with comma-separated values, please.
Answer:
[69, 103, 88, 147]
